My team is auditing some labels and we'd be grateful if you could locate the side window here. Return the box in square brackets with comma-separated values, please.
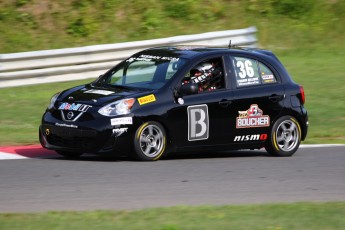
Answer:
[182, 57, 225, 92]
[110, 68, 123, 84]
[233, 57, 277, 87]
[166, 62, 179, 80]
[259, 62, 277, 84]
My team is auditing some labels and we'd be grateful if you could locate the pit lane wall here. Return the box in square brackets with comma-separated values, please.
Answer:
[0, 26, 257, 88]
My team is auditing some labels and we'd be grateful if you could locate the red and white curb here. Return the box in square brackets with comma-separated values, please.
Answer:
[0, 145, 58, 160]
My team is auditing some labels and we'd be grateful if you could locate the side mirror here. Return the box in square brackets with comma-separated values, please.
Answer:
[179, 83, 199, 95]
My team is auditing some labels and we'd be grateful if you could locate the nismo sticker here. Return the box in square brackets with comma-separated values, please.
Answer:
[138, 94, 156, 105]
[233, 134, 267, 142]
[58, 103, 92, 112]
[236, 104, 270, 129]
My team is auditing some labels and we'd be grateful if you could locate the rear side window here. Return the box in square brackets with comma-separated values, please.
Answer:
[232, 57, 277, 87]
[258, 62, 277, 84]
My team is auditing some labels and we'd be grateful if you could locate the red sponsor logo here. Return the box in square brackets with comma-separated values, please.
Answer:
[236, 104, 270, 128]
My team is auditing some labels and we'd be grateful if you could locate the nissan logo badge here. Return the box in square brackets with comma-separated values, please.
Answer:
[67, 111, 74, 119]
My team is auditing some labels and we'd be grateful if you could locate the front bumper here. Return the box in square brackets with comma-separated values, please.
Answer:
[39, 111, 136, 155]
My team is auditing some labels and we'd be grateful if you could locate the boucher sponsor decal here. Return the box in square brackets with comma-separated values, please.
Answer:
[187, 104, 209, 141]
[236, 104, 270, 129]
[84, 89, 114, 95]
[58, 102, 92, 112]
[234, 134, 267, 142]
[138, 94, 156, 105]
[111, 117, 133, 126]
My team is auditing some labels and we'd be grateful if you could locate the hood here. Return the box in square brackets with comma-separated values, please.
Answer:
[58, 84, 151, 106]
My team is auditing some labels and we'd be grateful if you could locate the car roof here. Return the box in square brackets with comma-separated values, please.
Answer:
[138, 46, 279, 61]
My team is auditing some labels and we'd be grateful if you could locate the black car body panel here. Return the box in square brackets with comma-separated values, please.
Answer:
[40, 46, 308, 159]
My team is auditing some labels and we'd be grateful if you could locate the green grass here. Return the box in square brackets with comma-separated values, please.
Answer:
[0, 79, 91, 145]
[0, 1, 344, 53]
[0, 202, 344, 230]
[276, 49, 345, 144]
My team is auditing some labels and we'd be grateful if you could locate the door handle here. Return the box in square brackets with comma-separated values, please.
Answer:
[268, 94, 284, 102]
[219, 99, 232, 107]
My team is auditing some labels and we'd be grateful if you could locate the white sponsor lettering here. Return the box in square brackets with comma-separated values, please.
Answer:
[126, 55, 180, 62]
[237, 116, 270, 128]
[233, 134, 268, 142]
[112, 128, 128, 134]
[110, 117, 133, 126]
[55, 123, 78, 128]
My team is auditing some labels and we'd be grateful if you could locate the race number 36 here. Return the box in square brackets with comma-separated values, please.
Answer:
[187, 104, 209, 141]
[237, 60, 254, 78]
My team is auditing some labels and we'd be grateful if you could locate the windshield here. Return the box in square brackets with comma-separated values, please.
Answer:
[99, 54, 187, 90]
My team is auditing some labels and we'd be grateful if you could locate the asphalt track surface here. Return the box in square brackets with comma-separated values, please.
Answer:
[0, 145, 344, 213]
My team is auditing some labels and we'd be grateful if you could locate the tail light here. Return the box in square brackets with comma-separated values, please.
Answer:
[299, 85, 305, 104]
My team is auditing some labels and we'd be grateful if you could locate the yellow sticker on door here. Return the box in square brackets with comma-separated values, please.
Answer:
[138, 94, 156, 105]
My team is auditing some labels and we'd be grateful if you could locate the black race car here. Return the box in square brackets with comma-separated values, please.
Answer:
[39, 46, 308, 161]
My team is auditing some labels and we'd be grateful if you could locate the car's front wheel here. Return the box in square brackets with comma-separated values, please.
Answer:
[133, 121, 167, 161]
[266, 116, 301, 157]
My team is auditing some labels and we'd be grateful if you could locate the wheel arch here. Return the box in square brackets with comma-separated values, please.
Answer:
[135, 115, 175, 153]
[273, 108, 308, 141]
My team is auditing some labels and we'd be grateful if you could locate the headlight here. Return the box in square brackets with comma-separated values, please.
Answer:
[47, 92, 60, 110]
[98, 98, 135, 116]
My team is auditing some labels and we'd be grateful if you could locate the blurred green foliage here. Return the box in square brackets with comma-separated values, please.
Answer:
[246, 0, 315, 18]
[0, 0, 344, 53]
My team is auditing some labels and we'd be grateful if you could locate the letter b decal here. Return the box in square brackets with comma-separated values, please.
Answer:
[188, 104, 209, 141]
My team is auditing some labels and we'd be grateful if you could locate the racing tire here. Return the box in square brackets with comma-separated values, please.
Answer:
[56, 151, 82, 159]
[265, 116, 301, 157]
[133, 121, 167, 161]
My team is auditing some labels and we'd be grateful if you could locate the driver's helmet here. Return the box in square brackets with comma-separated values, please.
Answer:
[190, 62, 214, 84]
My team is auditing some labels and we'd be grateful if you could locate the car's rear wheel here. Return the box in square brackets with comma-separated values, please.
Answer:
[133, 121, 167, 161]
[266, 116, 301, 157]
[56, 151, 82, 159]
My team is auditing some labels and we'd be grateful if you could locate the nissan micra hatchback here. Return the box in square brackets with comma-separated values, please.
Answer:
[40, 46, 308, 161]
